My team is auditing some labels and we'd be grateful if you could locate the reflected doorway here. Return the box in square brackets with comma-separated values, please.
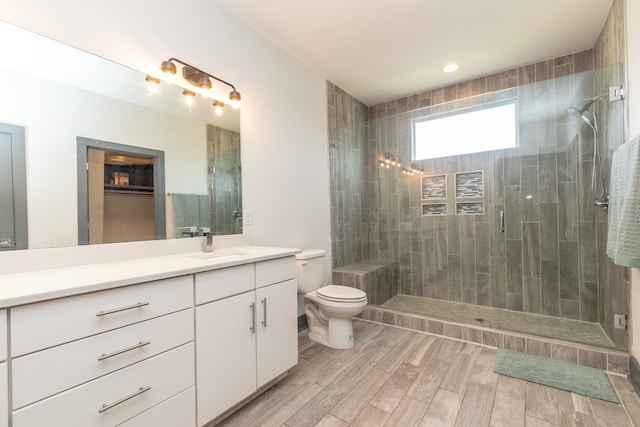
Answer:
[77, 138, 165, 245]
[0, 122, 27, 250]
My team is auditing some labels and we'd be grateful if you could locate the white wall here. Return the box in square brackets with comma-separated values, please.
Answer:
[0, 1, 331, 255]
[625, 0, 640, 359]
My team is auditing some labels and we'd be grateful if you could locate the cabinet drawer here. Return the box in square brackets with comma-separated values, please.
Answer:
[11, 275, 193, 356]
[0, 309, 6, 362]
[0, 362, 7, 427]
[121, 387, 195, 427]
[255, 256, 296, 288]
[195, 264, 254, 305]
[12, 308, 194, 409]
[12, 343, 195, 427]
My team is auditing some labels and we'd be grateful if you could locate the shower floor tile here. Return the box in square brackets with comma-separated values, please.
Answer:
[381, 295, 616, 349]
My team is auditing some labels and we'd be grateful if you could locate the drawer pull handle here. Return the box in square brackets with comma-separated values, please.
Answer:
[98, 340, 151, 361]
[96, 302, 149, 317]
[98, 385, 151, 413]
[250, 302, 256, 333]
[261, 297, 267, 327]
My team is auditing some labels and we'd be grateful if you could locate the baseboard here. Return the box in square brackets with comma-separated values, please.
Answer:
[630, 356, 640, 395]
[298, 314, 308, 332]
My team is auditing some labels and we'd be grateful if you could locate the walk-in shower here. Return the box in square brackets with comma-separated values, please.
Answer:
[328, 57, 627, 352]
[566, 93, 609, 208]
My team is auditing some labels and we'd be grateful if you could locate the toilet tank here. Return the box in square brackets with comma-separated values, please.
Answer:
[295, 249, 326, 293]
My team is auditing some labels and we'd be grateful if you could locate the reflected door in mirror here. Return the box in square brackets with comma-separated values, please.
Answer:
[87, 148, 156, 244]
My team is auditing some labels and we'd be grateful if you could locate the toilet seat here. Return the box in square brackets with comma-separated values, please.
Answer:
[316, 285, 367, 303]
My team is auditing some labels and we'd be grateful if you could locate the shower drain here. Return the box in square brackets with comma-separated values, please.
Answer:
[474, 318, 492, 327]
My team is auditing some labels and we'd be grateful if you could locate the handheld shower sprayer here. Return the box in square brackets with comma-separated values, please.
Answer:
[565, 93, 608, 207]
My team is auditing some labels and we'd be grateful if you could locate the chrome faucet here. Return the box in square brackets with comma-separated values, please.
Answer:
[203, 232, 215, 252]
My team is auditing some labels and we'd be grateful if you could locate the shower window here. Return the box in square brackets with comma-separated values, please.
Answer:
[411, 99, 518, 160]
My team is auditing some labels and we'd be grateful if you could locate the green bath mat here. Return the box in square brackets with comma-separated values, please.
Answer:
[494, 349, 619, 403]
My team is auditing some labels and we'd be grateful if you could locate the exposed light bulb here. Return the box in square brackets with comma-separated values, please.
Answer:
[213, 100, 224, 116]
[183, 89, 196, 106]
[229, 90, 241, 109]
[145, 75, 160, 94]
[443, 63, 459, 73]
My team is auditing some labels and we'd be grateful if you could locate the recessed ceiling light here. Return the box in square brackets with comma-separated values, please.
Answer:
[443, 63, 459, 73]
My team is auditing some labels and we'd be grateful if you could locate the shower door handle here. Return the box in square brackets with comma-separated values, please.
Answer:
[499, 210, 505, 233]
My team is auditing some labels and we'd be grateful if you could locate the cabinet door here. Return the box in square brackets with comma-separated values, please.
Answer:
[0, 362, 7, 427]
[196, 292, 256, 426]
[0, 309, 6, 362]
[256, 279, 298, 387]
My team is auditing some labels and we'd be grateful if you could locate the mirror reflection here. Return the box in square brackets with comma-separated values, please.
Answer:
[0, 20, 241, 250]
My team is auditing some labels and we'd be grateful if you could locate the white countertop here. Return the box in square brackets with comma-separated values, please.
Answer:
[0, 246, 300, 308]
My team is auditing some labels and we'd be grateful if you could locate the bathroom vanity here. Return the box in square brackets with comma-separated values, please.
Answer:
[0, 237, 299, 427]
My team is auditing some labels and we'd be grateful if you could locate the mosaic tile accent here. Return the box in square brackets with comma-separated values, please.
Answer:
[456, 201, 484, 215]
[422, 203, 447, 216]
[422, 174, 447, 199]
[455, 171, 484, 198]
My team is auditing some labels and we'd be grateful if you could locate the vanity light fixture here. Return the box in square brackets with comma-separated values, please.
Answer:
[160, 60, 177, 75]
[402, 163, 424, 176]
[380, 153, 403, 169]
[154, 57, 242, 113]
[385, 156, 422, 176]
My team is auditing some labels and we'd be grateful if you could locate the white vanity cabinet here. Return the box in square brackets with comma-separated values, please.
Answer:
[9, 276, 196, 427]
[0, 309, 7, 427]
[195, 256, 297, 426]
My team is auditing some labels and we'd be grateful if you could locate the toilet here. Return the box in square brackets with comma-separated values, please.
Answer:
[296, 249, 367, 349]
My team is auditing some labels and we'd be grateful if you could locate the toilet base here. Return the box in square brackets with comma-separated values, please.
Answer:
[307, 316, 355, 349]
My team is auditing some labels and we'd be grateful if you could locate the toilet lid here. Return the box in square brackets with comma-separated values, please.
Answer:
[316, 285, 367, 303]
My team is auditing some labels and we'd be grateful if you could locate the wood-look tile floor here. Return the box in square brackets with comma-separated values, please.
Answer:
[219, 319, 640, 427]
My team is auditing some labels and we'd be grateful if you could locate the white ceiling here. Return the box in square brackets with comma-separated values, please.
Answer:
[212, 0, 614, 106]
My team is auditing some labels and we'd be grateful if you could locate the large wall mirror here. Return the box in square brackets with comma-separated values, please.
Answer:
[0, 20, 241, 250]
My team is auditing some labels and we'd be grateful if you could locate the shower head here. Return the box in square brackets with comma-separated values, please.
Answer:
[565, 92, 607, 125]
[565, 106, 595, 128]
